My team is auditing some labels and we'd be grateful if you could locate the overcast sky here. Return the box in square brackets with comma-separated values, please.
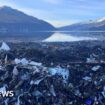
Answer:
[0, 0, 105, 27]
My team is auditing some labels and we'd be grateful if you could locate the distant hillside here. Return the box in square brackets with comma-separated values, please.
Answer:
[0, 6, 55, 40]
[59, 17, 105, 31]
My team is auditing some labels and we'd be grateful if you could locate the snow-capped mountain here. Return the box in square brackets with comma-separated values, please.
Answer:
[43, 33, 97, 42]
[59, 17, 105, 31]
[95, 17, 105, 23]
[0, 6, 55, 40]
[76, 17, 105, 24]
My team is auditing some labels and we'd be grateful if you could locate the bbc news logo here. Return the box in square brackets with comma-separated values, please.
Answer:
[0, 91, 14, 98]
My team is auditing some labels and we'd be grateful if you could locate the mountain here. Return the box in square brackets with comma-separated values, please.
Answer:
[0, 6, 55, 40]
[59, 17, 105, 31]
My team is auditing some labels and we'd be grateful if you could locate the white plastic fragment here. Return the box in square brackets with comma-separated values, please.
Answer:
[50, 85, 56, 96]
[83, 76, 92, 81]
[14, 58, 28, 65]
[0, 42, 10, 51]
[21, 58, 28, 65]
[14, 58, 21, 64]
[48, 67, 69, 80]
[4, 99, 8, 105]
[4, 55, 8, 64]
[15, 95, 20, 105]
[13, 66, 19, 76]
[102, 91, 105, 98]
[0, 86, 6, 93]
[86, 57, 96, 63]
[33, 91, 43, 97]
[68, 102, 73, 104]
[30, 78, 44, 85]
[29, 61, 42, 66]
[74, 89, 81, 97]
[92, 65, 100, 71]
[0, 66, 3, 70]
[14, 58, 42, 67]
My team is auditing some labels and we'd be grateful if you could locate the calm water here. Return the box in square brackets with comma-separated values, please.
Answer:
[0, 31, 104, 42]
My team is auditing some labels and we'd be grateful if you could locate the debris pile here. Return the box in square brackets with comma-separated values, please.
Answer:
[0, 42, 105, 105]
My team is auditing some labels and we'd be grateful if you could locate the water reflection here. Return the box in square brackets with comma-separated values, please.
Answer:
[0, 32, 54, 42]
[0, 31, 104, 42]
[61, 31, 105, 39]
[44, 32, 97, 42]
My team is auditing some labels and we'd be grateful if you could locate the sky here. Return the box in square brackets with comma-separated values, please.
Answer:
[0, 0, 105, 27]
